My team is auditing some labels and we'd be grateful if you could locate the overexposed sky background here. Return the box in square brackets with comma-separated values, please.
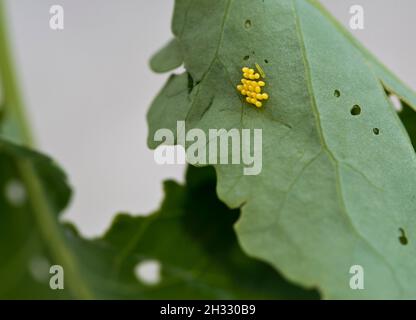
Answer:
[3, 0, 416, 237]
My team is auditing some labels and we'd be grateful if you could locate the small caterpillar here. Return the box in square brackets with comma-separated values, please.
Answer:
[255, 62, 266, 78]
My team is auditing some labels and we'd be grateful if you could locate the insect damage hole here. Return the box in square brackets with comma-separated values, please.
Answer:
[373, 128, 380, 135]
[134, 259, 161, 286]
[245, 19, 252, 29]
[264, 59, 269, 64]
[350, 105, 361, 116]
[334, 90, 341, 98]
[399, 228, 408, 245]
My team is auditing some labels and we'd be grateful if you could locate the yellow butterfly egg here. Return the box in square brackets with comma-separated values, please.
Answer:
[237, 64, 269, 108]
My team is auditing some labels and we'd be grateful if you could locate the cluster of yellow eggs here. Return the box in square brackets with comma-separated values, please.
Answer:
[236, 67, 269, 108]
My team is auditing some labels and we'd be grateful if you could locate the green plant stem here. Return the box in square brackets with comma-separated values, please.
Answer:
[0, 0, 94, 299]
[17, 159, 94, 299]
[0, 0, 33, 146]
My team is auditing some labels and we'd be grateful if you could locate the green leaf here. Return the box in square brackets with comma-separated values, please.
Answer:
[310, 0, 416, 111]
[148, 0, 416, 298]
[150, 38, 183, 73]
[0, 139, 316, 299]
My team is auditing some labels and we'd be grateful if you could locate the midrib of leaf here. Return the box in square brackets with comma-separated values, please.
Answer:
[291, 0, 404, 296]
[0, 0, 93, 299]
[112, 214, 155, 275]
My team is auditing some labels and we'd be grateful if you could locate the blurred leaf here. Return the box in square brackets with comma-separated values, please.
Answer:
[76, 165, 318, 299]
[148, 0, 416, 298]
[0, 139, 316, 299]
[0, 139, 74, 299]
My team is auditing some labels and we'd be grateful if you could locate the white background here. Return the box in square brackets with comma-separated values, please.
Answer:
[4, 0, 416, 237]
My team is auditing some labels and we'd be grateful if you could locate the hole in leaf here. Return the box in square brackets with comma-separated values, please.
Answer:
[334, 90, 341, 98]
[350, 105, 361, 116]
[388, 94, 402, 112]
[5, 179, 26, 207]
[134, 260, 161, 286]
[245, 20, 252, 29]
[399, 228, 408, 245]
[264, 59, 269, 64]
[29, 256, 50, 283]
[373, 128, 380, 135]
[243, 55, 250, 61]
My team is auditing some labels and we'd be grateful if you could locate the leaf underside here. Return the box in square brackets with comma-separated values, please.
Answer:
[150, 38, 183, 73]
[148, 0, 416, 299]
